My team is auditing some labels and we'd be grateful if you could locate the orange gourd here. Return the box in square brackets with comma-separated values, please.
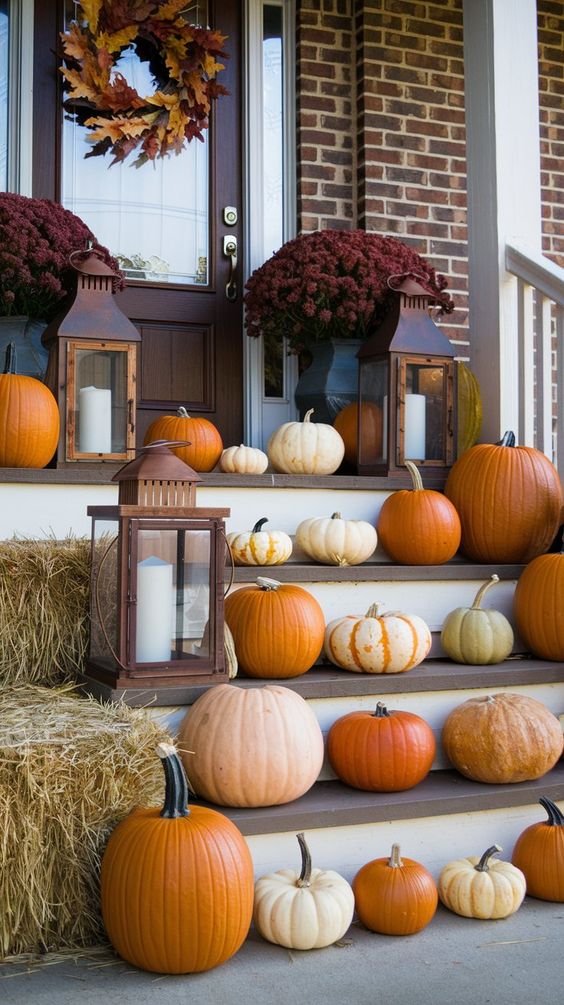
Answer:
[444, 431, 562, 563]
[143, 406, 223, 471]
[224, 577, 325, 678]
[513, 552, 564, 661]
[327, 701, 436, 791]
[377, 460, 461, 564]
[511, 797, 564, 902]
[353, 843, 438, 935]
[101, 744, 254, 973]
[0, 342, 59, 468]
[333, 401, 383, 466]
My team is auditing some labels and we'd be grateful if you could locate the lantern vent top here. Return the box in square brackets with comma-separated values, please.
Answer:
[113, 441, 201, 507]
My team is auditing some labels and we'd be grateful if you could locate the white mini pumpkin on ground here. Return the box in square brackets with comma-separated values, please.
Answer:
[253, 832, 355, 950]
[438, 844, 526, 920]
[296, 512, 377, 566]
[227, 518, 293, 566]
[219, 444, 269, 474]
[325, 604, 432, 674]
[267, 408, 345, 475]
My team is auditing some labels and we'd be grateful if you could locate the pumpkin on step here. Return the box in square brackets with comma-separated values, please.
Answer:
[441, 574, 514, 664]
[513, 551, 564, 661]
[511, 797, 564, 902]
[219, 443, 268, 474]
[267, 408, 345, 474]
[0, 342, 59, 468]
[295, 511, 377, 566]
[353, 843, 438, 936]
[377, 460, 461, 565]
[253, 832, 354, 950]
[227, 518, 293, 566]
[101, 744, 254, 974]
[143, 406, 223, 471]
[324, 604, 431, 674]
[438, 844, 526, 920]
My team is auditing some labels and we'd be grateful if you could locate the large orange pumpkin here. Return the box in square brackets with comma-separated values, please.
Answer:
[444, 431, 562, 563]
[101, 744, 254, 973]
[143, 406, 223, 471]
[513, 552, 564, 661]
[377, 460, 461, 564]
[225, 577, 325, 678]
[353, 843, 438, 935]
[511, 797, 564, 902]
[0, 341, 59, 467]
[333, 401, 383, 466]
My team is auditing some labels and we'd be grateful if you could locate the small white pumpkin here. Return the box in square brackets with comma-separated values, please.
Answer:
[253, 832, 355, 950]
[296, 511, 377, 566]
[441, 574, 514, 664]
[219, 443, 269, 474]
[438, 844, 526, 920]
[267, 408, 345, 475]
[325, 604, 432, 674]
[227, 518, 293, 566]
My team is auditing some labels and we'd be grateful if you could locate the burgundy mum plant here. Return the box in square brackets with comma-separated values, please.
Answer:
[244, 230, 454, 353]
[0, 193, 124, 322]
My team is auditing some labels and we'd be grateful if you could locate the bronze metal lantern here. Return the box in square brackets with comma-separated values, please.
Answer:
[85, 442, 231, 697]
[356, 276, 457, 486]
[42, 249, 140, 466]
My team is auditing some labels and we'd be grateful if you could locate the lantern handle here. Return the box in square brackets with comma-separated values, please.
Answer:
[94, 534, 129, 672]
[222, 528, 236, 598]
[386, 271, 430, 291]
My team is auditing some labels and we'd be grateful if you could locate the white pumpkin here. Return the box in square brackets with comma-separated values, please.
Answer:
[267, 408, 345, 475]
[325, 604, 432, 674]
[219, 443, 269, 474]
[253, 833, 355, 950]
[296, 511, 377, 566]
[438, 844, 526, 920]
[227, 518, 293, 566]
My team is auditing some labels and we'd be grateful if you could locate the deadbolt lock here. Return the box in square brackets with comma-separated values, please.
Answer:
[223, 206, 238, 226]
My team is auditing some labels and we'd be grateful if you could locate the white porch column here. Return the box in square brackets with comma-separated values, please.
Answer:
[463, 0, 542, 443]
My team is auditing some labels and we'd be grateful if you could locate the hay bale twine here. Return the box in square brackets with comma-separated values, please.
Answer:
[0, 684, 172, 958]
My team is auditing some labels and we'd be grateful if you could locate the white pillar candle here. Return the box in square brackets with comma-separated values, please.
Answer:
[136, 556, 173, 663]
[78, 386, 112, 453]
[405, 393, 427, 460]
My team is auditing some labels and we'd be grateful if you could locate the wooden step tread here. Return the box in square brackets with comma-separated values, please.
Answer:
[230, 561, 525, 582]
[192, 762, 564, 836]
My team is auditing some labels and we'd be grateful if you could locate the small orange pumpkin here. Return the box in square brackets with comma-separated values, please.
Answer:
[353, 843, 438, 935]
[333, 401, 383, 466]
[0, 341, 59, 468]
[143, 406, 223, 471]
[377, 460, 461, 564]
[511, 797, 564, 902]
[513, 552, 564, 661]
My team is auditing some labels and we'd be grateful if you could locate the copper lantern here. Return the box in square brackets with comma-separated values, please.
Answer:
[42, 249, 140, 466]
[85, 442, 230, 696]
[356, 276, 457, 486]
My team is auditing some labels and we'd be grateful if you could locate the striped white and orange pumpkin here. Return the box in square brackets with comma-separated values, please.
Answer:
[227, 518, 293, 566]
[324, 604, 432, 674]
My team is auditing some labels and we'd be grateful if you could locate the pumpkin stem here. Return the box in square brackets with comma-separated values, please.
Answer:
[373, 701, 390, 718]
[539, 797, 564, 827]
[252, 518, 269, 533]
[176, 406, 191, 418]
[2, 341, 16, 375]
[498, 431, 516, 447]
[471, 574, 500, 610]
[365, 603, 381, 618]
[256, 576, 281, 591]
[157, 743, 190, 819]
[303, 409, 314, 423]
[405, 459, 424, 491]
[296, 832, 313, 887]
[331, 512, 343, 520]
[475, 844, 502, 872]
[388, 843, 403, 868]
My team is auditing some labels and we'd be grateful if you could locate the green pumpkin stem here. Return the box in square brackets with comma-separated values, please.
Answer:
[498, 431, 516, 447]
[475, 844, 502, 872]
[472, 574, 500, 609]
[296, 832, 312, 887]
[405, 459, 424, 491]
[539, 797, 564, 827]
[157, 743, 190, 819]
[252, 518, 269, 533]
[3, 341, 16, 375]
[389, 843, 403, 868]
[366, 603, 381, 618]
[373, 702, 390, 718]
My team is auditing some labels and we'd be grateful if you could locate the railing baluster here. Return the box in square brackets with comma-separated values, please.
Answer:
[517, 278, 535, 447]
[557, 304, 564, 477]
[535, 293, 554, 459]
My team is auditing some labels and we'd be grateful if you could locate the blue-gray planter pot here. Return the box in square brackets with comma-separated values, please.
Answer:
[0, 316, 49, 380]
[294, 339, 362, 424]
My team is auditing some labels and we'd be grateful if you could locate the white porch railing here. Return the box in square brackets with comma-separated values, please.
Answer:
[505, 242, 564, 473]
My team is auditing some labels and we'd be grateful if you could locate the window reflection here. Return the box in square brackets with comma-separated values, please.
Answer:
[0, 1, 8, 190]
[262, 3, 285, 399]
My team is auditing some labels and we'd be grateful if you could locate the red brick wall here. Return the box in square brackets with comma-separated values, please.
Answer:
[538, 1, 564, 269]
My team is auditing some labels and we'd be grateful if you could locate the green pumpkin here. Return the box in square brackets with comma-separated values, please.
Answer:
[441, 575, 514, 665]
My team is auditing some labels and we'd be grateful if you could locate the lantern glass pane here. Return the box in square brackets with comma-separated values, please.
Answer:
[73, 346, 129, 455]
[89, 518, 119, 663]
[358, 358, 388, 464]
[404, 362, 447, 462]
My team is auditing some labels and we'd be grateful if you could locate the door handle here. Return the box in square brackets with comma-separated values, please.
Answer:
[223, 235, 238, 301]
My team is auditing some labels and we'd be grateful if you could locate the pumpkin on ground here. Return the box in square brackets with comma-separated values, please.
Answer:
[441, 574, 514, 665]
[438, 844, 526, 920]
[0, 341, 59, 468]
[219, 443, 268, 474]
[295, 511, 377, 566]
[513, 551, 564, 661]
[377, 460, 461, 565]
[327, 701, 436, 791]
[224, 577, 325, 678]
[227, 518, 293, 566]
[444, 431, 563, 563]
[441, 692, 563, 784]
[324, 604, 432, 674]
[253, 832, 355, 950]
[333, 401, 383, 466]
[178, 683, 324, 807]
[353, 843, 438, 936]
[511, 797, 564, 902]
[101, 744, 254, 974]
[267, 408, 345, 475]
[143, 406, 223, 471]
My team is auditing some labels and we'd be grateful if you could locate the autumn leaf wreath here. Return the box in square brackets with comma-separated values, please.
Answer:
[60, 0, 228, 167]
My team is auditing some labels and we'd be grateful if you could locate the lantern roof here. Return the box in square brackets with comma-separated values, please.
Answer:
[358, 278, 456, 359]
[69, 249, 119, 279]
[112, 441, 202, 486]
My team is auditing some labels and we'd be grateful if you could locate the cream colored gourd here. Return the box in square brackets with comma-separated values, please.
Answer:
[253, 832, 354, 950]
[219, 444, 269, 474]
[295, 512, 377, 566]
[441, 574, 514, 664]
[324, 605, 432, 674]
[438, 844, 526, 920]
[267, 408, 345, 475]
[227, 518, 293, 566]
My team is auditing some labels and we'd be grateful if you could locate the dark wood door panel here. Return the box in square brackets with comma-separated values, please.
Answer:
[138, 322, 214, 408]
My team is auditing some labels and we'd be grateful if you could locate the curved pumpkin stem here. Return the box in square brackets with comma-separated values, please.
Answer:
[256, 576, 281, 591]
[373, 701, 390, 718]
[471, 574, 500, 610]
[157, 743, 190, 819]
[498, 431, 516, 447]
[177, 406, 191, 418]
[252, 518, 269, 533]
[3, 341, 16, 375]
[296, 832, 313, 887]
[365, 603, 382, 618]
[475, 844, 502, 872]
[539, 796, 564, 826]
[405, 460, 424, 492]
[303, 409, 315, 423]
[388, 843, 403, 868]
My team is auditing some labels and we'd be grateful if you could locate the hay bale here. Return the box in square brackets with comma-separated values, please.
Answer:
[0, 537, 91, 686]
[0, 684, 172, 957]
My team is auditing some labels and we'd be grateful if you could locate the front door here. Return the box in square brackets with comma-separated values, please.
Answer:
[32, 0, 243, 448]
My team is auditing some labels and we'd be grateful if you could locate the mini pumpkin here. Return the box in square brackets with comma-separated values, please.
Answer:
[324, 604, 432, 674]
[441, 574, 514, 665]
[295, 511, 377, 566]
[377, 460, 461, 565]
[219, 443, 268, 474]
[253, 832, 355, 950]
[353, 843, 438, 936]
[227, 518, 293, 566]
[143, 406, 223, 471]
[513, 551, 564, 661]
[511, 797, 564, 902]
[0, 341, 60, 468]
[438, 844, 526, 920]
[267, 408, 345, 475]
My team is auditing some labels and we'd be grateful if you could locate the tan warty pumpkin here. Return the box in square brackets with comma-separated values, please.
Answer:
[439, 844, 526, 920]
[324, 604, 431, 674]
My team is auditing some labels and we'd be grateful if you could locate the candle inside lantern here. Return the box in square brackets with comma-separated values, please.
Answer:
[78, 386, 112, 453]
[405, 393, 426, 460]
[136, 556, 173, 663]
